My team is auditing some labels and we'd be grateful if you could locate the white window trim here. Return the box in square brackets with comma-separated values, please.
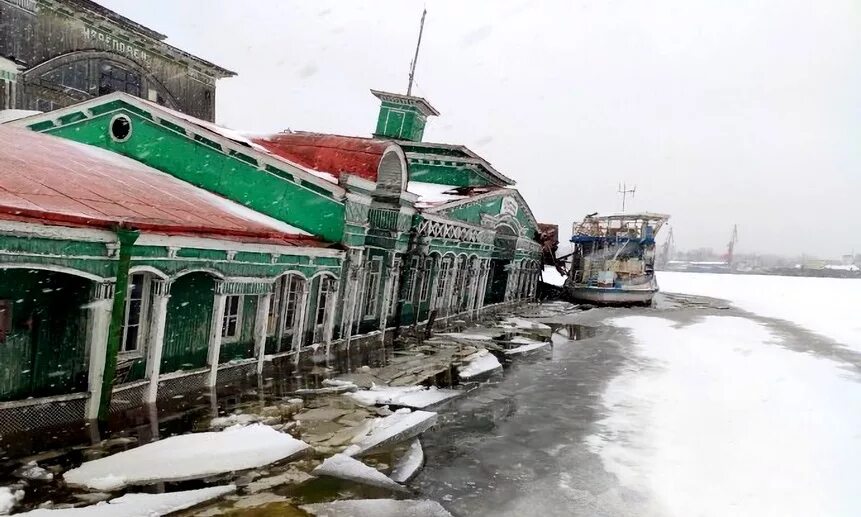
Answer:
[389, 259, 402, 317]
[119, 273, 151, 359]
[313, 277, 334, 343]
[221, 294, 244, 343]
[282, 276, 302, 335]
[407, 256, 419, 302]
[267, 277, 284, 337]
[420, 257, 433, 301]
[363, 256, 383, 320]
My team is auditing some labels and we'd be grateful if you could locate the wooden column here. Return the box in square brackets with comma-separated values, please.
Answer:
[442, 259, 458, 316]
[323, 279, 338, 345]
[343, 253, 363, 349]
[379, 256, 400, 340]
[427, 257, 440, 314]
[85, 281, 115, 420]
[205, 284, 227, 388]
[292, 280, 311, 351]
[254, 292, 272, 374]
[274, 277, 289, 353]
[144, 279, 170, 404]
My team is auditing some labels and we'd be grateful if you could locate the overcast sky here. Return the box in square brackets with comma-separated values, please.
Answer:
[100, 0, 861, 258]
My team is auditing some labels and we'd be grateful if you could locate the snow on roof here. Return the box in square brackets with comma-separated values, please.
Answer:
[0, 109, 42, 124]
[0, 125, 325, 246]
[136, 98, 266, 153]
[252, 132, 391, 184]
[407, 181, 466, 208]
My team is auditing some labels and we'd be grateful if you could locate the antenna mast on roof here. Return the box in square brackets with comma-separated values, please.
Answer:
[406, 8, 427, 96]
[617, 182, 636, 212]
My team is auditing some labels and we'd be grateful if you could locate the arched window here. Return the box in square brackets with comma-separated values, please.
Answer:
[374, 147, 407, 198]
[268, 274, 306, 348]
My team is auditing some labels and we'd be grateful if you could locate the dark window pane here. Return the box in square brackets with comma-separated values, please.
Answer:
[125, 326, 138, 351]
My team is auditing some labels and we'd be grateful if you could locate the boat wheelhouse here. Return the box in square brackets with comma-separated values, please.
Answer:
[566, 212, 669, 305]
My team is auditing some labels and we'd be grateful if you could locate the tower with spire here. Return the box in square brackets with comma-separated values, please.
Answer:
[370, 9, 439, 142]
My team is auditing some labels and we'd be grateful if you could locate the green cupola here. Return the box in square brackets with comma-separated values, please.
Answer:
[371, 89, 440, 142]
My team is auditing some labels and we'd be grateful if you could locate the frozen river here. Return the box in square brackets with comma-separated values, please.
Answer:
[415, 273, 861, 516]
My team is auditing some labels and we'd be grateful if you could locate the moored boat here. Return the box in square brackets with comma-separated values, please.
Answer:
[564, 212, 670, 305]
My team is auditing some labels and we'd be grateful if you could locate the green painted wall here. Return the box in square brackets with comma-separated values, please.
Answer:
[39, 105, 346, 243]
[408, 163, 495, 187]
[0, 270, 90, 401]
[162, 272, 215, 373]
[374, 101, 426, 141]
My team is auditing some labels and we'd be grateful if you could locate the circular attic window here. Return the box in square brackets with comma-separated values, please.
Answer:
[109, 114, 132, 142]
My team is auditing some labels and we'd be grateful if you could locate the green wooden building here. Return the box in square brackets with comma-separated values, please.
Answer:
[1, 89, 542, 429]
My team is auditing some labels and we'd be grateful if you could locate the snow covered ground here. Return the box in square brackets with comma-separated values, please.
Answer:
[590, 315, 861, 516]
[659, 271, 861, 351]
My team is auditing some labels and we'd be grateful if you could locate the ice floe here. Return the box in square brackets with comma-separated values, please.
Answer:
[499, 317, 552, 332]
[504, 336, 551, 355]
[18, 485, 235, 516]
[390, 439, 425, 483]
[209, 413, 259, 429]
[593, 315, 861, 516]
[659, 271, 861, 352]
[15, 461, 53, 481]
[458, 350, 502, 380]
[346, 385, 460, 409]
[300, 499, 453, 517]
[64, 424, 309, 490]
[438, 332, 493, 341]
[312, 454, 407, 493]
[343, 410, 437, 457]
[0, 487, 23, 515]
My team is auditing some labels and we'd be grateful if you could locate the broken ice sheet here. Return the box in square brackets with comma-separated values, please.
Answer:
[17, 485, 235, 516]
[64, 424, 309, 490]
[458, 349, 502, 380]
[301, 499, 453, 517]
[312, 453, 408, 493]
[498, 317, 552, 332]
[504, 336, 551, 355]
[345, 385, 460, 409]
[343, 410, 437, 457]
[390, 439, 424, 483]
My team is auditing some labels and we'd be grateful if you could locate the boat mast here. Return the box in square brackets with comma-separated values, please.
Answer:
[617, 182, 636, 212]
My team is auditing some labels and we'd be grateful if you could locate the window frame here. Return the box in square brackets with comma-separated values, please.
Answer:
[435, 257, 451, 308]
[420, 257, 433, 301]
[282, 276, 303, 334]
[119, 273, 152, 357]
[313, 276, 335, 343]
[221, 294, 244, 343]
[363, 256, 383, 319]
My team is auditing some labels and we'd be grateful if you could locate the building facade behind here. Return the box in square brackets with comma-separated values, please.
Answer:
[0, 0, 234, 121]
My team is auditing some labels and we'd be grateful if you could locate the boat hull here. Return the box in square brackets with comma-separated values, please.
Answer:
[569, 285, 657, 305]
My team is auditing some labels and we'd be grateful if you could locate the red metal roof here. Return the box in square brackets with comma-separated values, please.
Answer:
[0, 125, 330, 247]
[252, 132, 389, 183]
